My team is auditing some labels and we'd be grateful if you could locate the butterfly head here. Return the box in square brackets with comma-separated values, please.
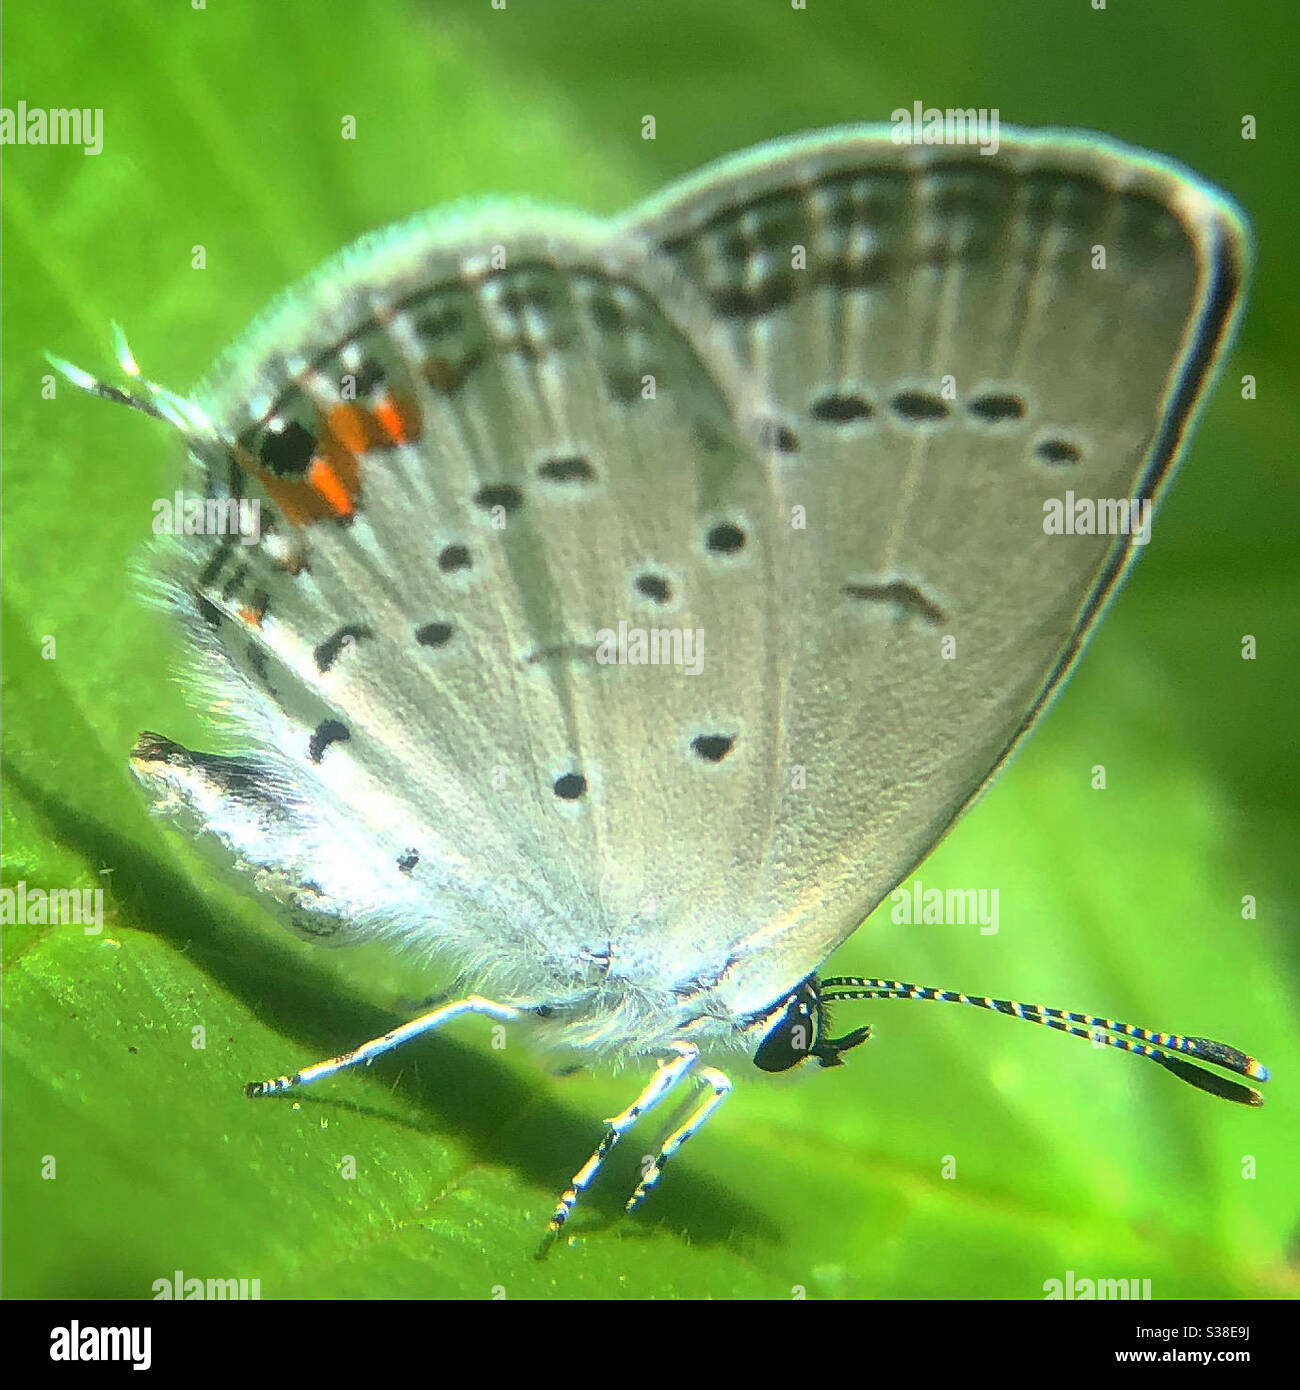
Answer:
[750, 975, 873, 1073]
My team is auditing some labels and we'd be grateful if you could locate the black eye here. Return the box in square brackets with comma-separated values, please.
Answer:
[753, 978, 821, 1073]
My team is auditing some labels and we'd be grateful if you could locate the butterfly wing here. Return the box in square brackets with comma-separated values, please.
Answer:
[136, 206, 801, 1034]
[622, 127, 1249, 1017]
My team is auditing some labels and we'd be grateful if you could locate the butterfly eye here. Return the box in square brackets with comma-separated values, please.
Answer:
[753, 978, 821, 1073]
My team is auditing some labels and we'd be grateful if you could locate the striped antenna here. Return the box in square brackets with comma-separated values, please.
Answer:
[818, 977, 1269, 1106]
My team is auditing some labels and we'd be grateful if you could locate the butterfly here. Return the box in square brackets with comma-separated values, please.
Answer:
[53, 125, 1267, 1246]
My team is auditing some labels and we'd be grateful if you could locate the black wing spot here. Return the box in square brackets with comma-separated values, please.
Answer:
[843, 580, 945, 626]
[635, 572, 672, 604]
[691, 734, 736, 763]
[308, 719, 350, 764]
[473, 483, 523, 513]
[554, 772, 587, 800]
[1036, 436, 1083, 465]
[256, 419, 316, 477]
[810, 392, 874, 424]
[197, 597, 223, 628]
[397, 848, 420, 874]
[968, 392, 1026, 423]
[705, 522, 747, 555]
[416, 622, 455, 648]
[757, 419, 801, 454]
[891, 391, 949, 422]
[538, 455, 597, 484]
[438, 543, 472, 572]
[314, 624, 374, 673]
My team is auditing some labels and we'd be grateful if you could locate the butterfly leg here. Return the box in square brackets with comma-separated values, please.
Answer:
[625, 1066, 732, 1215]
[542, 1042, 699, 1245]
[244, 995, 521, 1096]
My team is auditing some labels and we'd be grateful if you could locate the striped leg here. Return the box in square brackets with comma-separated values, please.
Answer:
[542, 1043, 699, 1246]
[626, 1066, 732, 1214]
[244, 995, 521, 1097]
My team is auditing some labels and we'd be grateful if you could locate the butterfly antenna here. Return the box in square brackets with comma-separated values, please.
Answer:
[46, 324, 215, 444]
[818, 977, 1269, 1106]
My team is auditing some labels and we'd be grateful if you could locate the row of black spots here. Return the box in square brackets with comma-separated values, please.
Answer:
[546, 731, 737, 807]
[314, 624, 373, 674]
[397, 848, 420, 874]
[550, 733, 736, 804]
[468, 455, 597, 518]
[807, 389, 1035, 430]
[843, 580, 945, 627]
[809, 390, 952, 424]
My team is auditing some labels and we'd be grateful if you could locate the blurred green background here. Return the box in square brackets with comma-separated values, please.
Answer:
[2, 0, 1296, 1300]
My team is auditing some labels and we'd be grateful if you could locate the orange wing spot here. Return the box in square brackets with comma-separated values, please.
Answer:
[237, 605, 265, 628]
[326, 403, 377, 455]
[308, 456, 357, 519]
[257, 472, 333, 526]
[372, 392, 422, 446]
